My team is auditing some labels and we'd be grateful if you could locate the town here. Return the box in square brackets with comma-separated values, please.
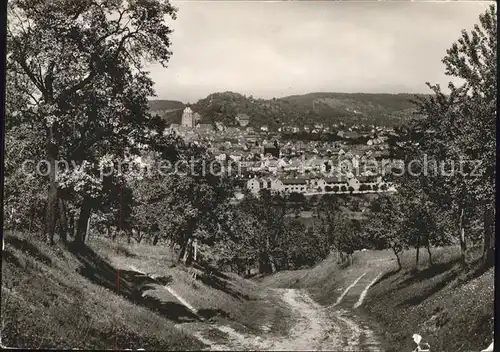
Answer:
[151, 105, 398, 197]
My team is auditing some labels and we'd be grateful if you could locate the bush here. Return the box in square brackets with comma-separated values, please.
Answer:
[340, 185, 347, 192]
[348, 186, 354, 193]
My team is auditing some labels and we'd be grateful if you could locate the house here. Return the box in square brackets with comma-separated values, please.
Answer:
[283, 158, 303, 172]
[215, 121, 225, 131]
[215, 153, 227, 161]
[247, 178, 260, 194]
[260, 126, 269, 132]
[344, 131, 360, 139]
[263, 144, 280, 158]
[193, 112, 202, 125]
[282, 178, 308, 193]
[235, 113, 250, 127]
[166, 123, 180, 132]
[229, 153, 243, 162]
[322, 176, 349, 191]
[267, 159, 280, 173]
[197, 123, 213, 132]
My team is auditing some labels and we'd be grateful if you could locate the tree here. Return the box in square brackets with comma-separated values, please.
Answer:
[129, 140, 235, 263]
[287, 192, 306, 217]
[7, 0, 177, 245]
[315, 194, 342, 253]
[366, 194, 408, 271]
[409, 5, 496, 266]
[335, 217, 362, 266]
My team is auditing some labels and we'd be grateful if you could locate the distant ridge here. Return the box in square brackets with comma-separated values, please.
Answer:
[148, 99, 185, 111]
[150, 92, 429, 128]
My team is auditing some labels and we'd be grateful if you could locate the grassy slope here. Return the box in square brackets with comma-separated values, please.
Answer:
[90, 237, 294, 336]
[1, 232, 292, 349]
[1, 232, 203, 350]
[260, 246, 494, 352]
[364, 247, 494, 352]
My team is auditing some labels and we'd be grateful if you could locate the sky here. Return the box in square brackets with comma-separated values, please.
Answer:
[146, 0, 495, 103]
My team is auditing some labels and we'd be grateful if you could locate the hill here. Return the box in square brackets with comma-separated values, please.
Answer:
[148, 99, 185, 111]
[149, 92, 428, 128]
[281, 92, 427, 126]
[148, 99, 185, 125]
[188, 91, 427, 129]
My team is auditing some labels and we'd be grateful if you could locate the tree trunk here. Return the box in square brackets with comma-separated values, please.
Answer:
[152, 234, 159, 245]
[482, 201, 495, 266]
[85, 214, 91, 241]
[75, 199, 91, 245]
[415, 235, 420, 268]
[258, 252, 273, 274]
[46, 176, 57, 245]
[28, 204, 36, 233]
[393, 247, 402, 271]
[68, 214, 75, 239]
[45, 137, 59, 245]
[426, 244, 433, 266]
[58, 197, 68, 244]
[458, 205, 467, 267]
[185, 239, 195, 266]
[178, 237, 191, 263]
[272, 257, 280, 272]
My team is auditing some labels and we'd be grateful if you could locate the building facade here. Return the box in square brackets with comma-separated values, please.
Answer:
[181, 106, 194, 127]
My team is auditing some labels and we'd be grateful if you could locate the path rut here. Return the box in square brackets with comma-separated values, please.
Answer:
[177, 288, 381, 351]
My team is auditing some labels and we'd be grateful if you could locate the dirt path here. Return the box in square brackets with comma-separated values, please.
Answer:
[125, 264, 382, 351]
[177, 288, 381, 351]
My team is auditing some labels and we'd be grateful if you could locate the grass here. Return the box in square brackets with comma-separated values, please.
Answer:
[260, 245, 494, 352]
[90, 236, 295, 336]
[1, 232, 294, 349]
[364, 245, 494, 352]
[1, 232, 203, 350]
[259, 249, 392, 305]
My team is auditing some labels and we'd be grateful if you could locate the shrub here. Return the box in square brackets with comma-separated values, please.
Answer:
[359, 184, 369, 191]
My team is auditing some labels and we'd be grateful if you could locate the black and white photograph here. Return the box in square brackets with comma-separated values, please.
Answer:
[1, 0, 496, 351]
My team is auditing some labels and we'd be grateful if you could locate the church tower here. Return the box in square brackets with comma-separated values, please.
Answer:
[181, 106, 194, 127]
